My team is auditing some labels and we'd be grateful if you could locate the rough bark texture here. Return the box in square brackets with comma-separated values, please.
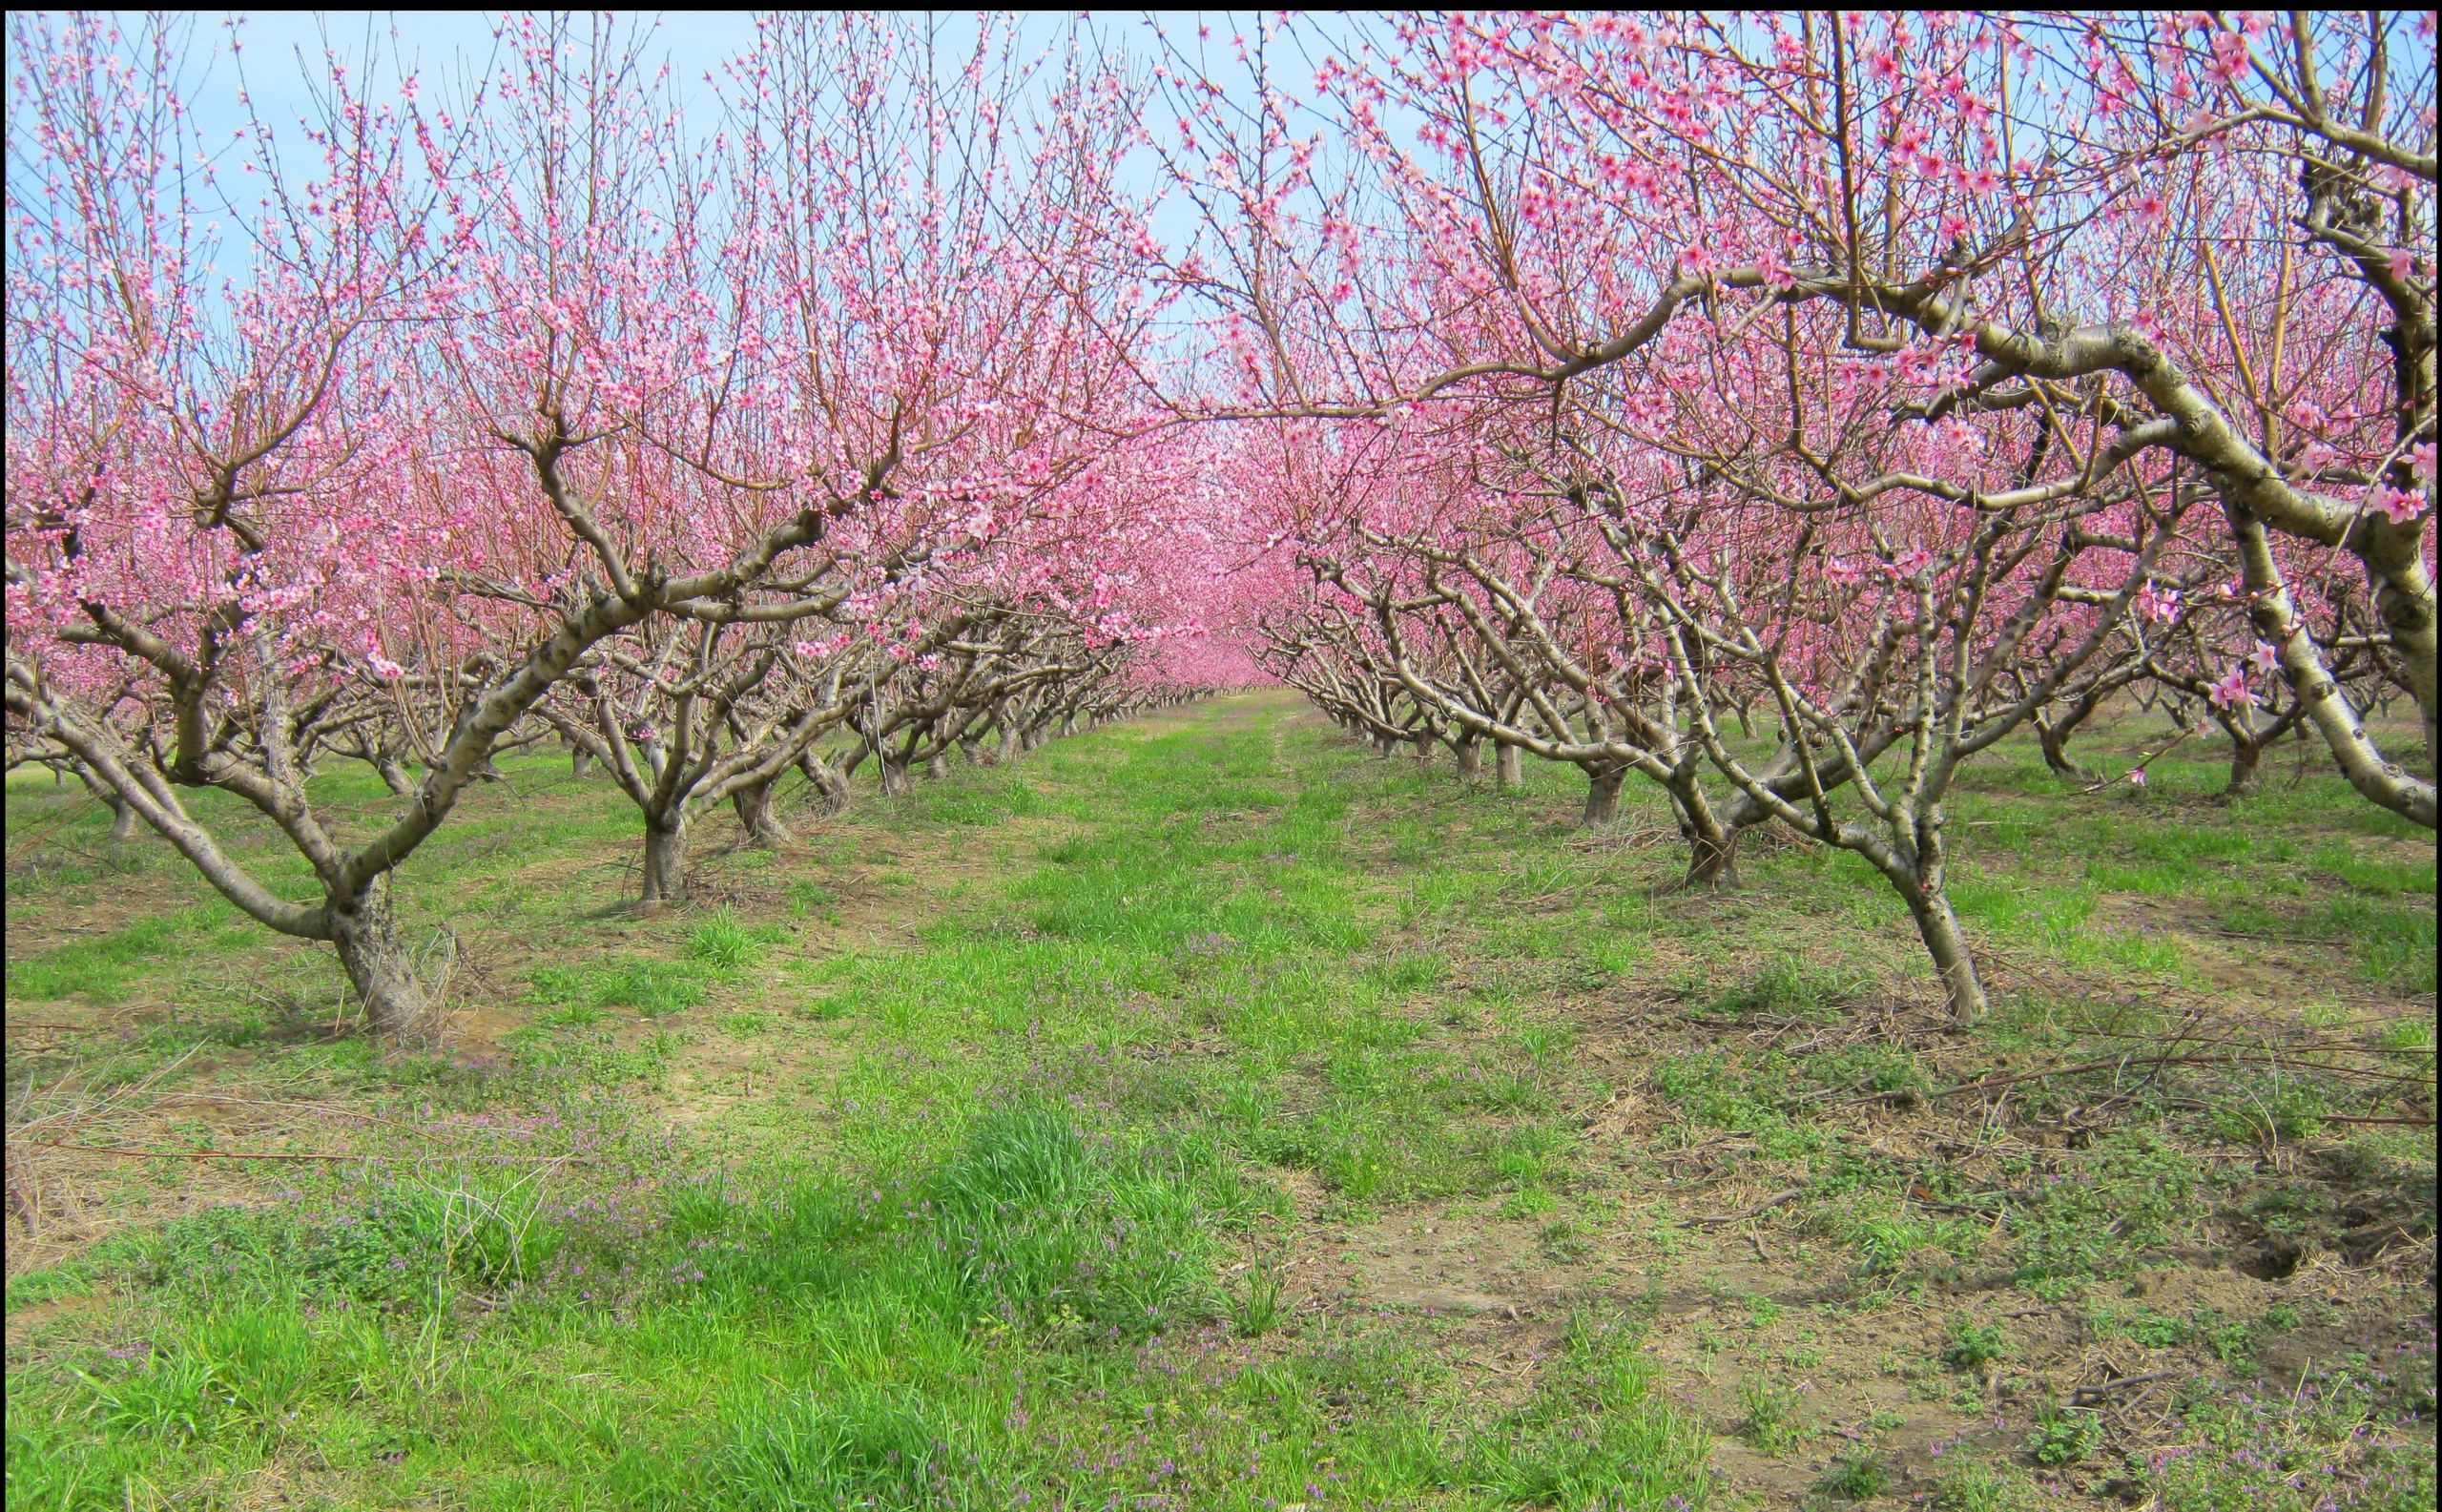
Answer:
[329, 877, 433, 1037]
[1905, 889, 1988, 1026]
[1453, 736, 1482, 780]
[640, 820, 689, 905]
[733, 781, 791, 846]
[1682, 825, 1740, 890]
[1581, 767, 1625, 827]
[571, 747, 593, 778]
[1495, 743, 1523, 789]
[878, 757, 909, 798]
[800, 753, 850, 815]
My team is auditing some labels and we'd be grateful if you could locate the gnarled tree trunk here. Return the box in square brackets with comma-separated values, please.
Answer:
[800, 751, 850, 815]
[733, 779, 791, 846]
[1495, 742, 1522, 789]
[329, 876, 433, 1037]
[1453, 735, 1482, 780]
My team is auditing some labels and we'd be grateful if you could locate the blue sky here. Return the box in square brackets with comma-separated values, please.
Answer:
[145, 10, 1400, 259]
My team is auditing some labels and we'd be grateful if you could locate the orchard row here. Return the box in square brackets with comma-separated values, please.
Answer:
[6, 13, 2433, 1031]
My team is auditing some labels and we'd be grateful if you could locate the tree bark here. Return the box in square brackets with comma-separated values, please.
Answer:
[372, 755, 415, 797]
[733, 780, 791, 846]
[878, 756, 909, 798]
[571, 746, 593, 778]
[1453, 735, 1482, 779]
[800, 752, 850, 815]
[1496, 742, 1523, 788]
[640, 818, 689, 905]
[72, 763, 137, 841]
[2035, 690, 2101, 781]
[1581, 767, 1625, 827]
[329, 876, 433, 1038]
[1904, 887, 1988, 1026]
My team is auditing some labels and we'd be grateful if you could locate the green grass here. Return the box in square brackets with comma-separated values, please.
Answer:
[5, 694, 2432, 1510]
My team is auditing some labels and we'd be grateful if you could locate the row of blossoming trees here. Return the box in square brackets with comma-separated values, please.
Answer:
[1168, 11, 2433, 1024]
[5, 11, 2435, 1038]
[3, 13, 1250, 1033]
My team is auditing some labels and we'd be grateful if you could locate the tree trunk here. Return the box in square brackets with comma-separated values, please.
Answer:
[2035, 694, 2101, 782]
[998, 728, 1021, 763]
[372, 755, 415, 797]
[1412, 737, 1433, 765]
[330, 876, 433, 1038]
[925, 753, 947, 781]
[800, 752, 850, 815]
[1061, 715, 1080, 737]
[1371, 733, 1396, 758]
[1581, 767, 1625, 827]
[639, 818, 689, 905]
[960, 738, 982, 766]
[571, 747, 593, 778]
[733, 780, 791, 846]
[1495, 742, 1523, 789]
[1904, 886, 1989, 1026]
[878, 756, 909, 798]
[73, 764, 137, 841]
[1453, 735, 1482, 779]
[1022, 727, 1045, 752]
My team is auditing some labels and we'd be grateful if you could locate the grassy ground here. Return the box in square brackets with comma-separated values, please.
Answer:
[4, 690, 2433, 1510]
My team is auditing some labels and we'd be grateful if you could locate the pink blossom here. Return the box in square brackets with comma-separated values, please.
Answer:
[2366, 485, 2426, 526]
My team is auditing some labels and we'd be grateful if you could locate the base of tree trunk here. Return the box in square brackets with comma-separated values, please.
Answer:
[1905, 890, 1988, 1026]
[330, 879, 437, 1038]
[640, 822, 689, 904]
[1581, 769, 1624, 826]
[1681, 833, 1739, 891]
[373, 756, 415, 796]
[734, 784, 791, 846]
